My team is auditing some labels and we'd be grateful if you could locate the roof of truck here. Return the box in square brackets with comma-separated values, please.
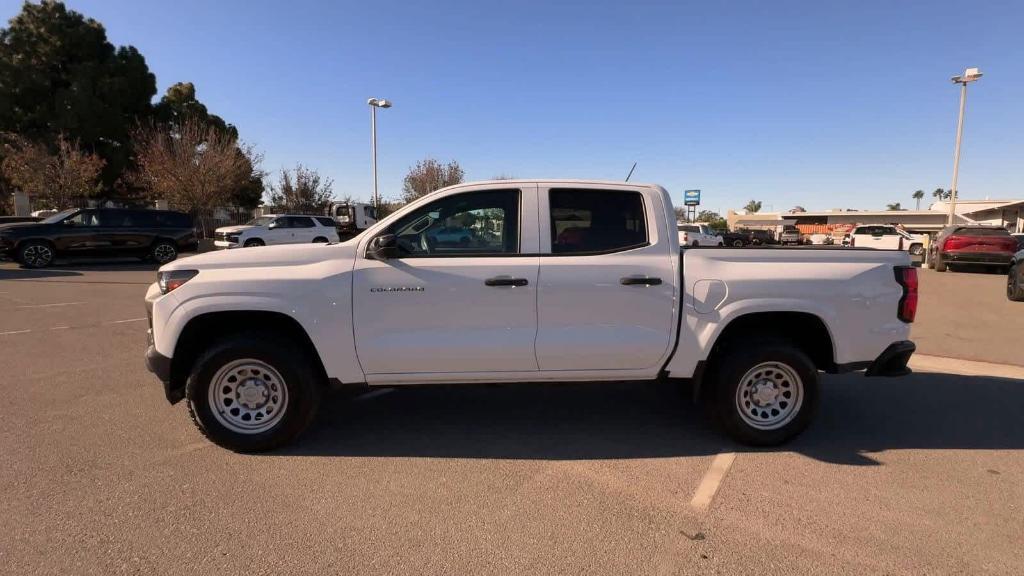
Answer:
[440, 179, 660, 189]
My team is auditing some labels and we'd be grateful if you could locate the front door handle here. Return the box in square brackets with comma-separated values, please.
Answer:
[620, 276, 663, 286]
[485, 276, 529, 287]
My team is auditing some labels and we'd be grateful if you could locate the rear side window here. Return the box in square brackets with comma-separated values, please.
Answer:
[290, 217, 315, 228]
[153, 211, 191, 228]
[550, 189, 647, 254]
[315, 217, 336, 227]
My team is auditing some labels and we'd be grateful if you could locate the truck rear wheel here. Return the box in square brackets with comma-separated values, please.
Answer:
[710, 339, 818, 446]
[185, 333, 322, 452]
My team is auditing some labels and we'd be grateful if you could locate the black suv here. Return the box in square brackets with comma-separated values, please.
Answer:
[0, 208, 197, 268]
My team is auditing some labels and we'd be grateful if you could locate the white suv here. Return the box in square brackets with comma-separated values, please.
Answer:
[214, 215, 340, 249]
[848, 225, 925, 256]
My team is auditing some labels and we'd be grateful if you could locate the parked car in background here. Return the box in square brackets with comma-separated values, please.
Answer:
[145, 179, 916, 452]
[214, 215, 340, 249]
[0, 216, 42, 226]
[744, 229, 776, 245]
[0, 208, 196, 268]
[848, 225, 925, 256]
[328, 201, 377, 240]
[1008, 248, 1024, 302]
[780, 225, 802, 245]
[716, 229, 750, 247]
[807, 233, 835, 245]
[678, 223, 723, 246]
[1012, 233, 1024, 250]
[927, 225, 1017, 273]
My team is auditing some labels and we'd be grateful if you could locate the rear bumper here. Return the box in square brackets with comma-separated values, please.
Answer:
[941, 251, 1012, 265]
[865, 340, 916, 377]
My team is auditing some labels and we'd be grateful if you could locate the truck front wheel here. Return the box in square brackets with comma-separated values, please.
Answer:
[185, 333, 322, 452]
[711, 340, 819, 446]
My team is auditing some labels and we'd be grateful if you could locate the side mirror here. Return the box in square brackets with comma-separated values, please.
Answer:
[367, 234, 398, 260]
[267, 221, 279, 229]
[63, 219, 75, 226]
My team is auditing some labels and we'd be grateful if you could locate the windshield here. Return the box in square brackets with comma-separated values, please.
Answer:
[41, 209, 78, 224]
[244, 216, 274, 227]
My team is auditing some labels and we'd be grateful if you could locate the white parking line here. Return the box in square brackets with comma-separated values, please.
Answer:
[50, 326, 70, 330]
[16, 301, 85, 309]
[690, 452, 737, 512]
[0, 329, 32, 336]
[105, 318, 147, 324]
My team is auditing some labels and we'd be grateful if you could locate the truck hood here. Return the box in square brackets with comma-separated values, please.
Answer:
[162, 242, 356, 271]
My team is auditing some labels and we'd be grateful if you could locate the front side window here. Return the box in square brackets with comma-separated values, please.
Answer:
[550, 189, 647, 254]
[67, 210, 101, 227]
[315, 217, 336, 227]
[388, 189, 520, 257]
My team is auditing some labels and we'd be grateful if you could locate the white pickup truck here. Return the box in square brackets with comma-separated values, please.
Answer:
[677, 223, 723, 246]
[145, 180, 917, 452]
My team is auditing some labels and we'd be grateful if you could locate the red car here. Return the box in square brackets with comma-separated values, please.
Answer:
[928, 225, 1018, 273]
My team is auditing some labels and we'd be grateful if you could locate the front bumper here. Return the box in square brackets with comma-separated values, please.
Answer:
[865, 340, 916, 377]
[214, 239, 239, 249]
[145, 333, 183, 404]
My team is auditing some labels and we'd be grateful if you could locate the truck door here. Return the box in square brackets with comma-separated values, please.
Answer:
[535, 186, 677, 371]
[352, 185, 540, 375]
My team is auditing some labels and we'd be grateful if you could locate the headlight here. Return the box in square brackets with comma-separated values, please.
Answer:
[226, 233, 240, 243]
[158, 270, 198, 294]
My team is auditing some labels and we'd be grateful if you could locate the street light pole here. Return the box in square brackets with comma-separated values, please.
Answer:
[948, 68, 982, 225]
[367, 98, 392, 210]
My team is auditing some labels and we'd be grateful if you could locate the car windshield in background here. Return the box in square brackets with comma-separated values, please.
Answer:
[245, 216, 274, 227]
[678, 225, 699, 232]
[40, 209, 77, 224]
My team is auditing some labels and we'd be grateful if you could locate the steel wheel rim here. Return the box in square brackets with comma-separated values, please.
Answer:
[154, 244, 176, 263]
[736, 361, 804, 430]
[23, 244, 52, 266]
[208, 359, 289, 434]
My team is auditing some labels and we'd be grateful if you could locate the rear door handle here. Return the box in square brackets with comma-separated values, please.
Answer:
[485, 276, 529, 287]
[620, 276, 663, 286]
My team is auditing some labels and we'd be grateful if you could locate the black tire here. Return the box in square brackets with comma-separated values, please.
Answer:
[243, 238, 265, 248]
[732, 239, 744, 247]
[934, 255, 947, 272]
[1008, 264, 1024, 302]
[909, 243, 924, 257]
[185, 333, 323, 452]
[17, 240, 55, 268]
[691, 241, 699, 247]
[709, 339, 819, 446]
[312, 236, 329, 243]
[151, 240, 178, 264]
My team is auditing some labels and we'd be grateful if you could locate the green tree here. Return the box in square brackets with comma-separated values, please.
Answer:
[401, 158, 464, 203]
[696, 209, 727, 230]
[743, 200, 762, 213]
[932, 188, 951, 201]
[153, 82, 237, 139]
[0, 1, 157, 194]
[886, 202, 902, 211]
[912, 189, 924, 210]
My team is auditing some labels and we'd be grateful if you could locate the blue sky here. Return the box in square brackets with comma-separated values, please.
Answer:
[5, 0, 1023, 212]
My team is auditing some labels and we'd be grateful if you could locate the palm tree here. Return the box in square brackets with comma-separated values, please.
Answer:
[886, 202, 902, 211]
[933, 188, 950, 201]
[744, 200, 762, 213]
[912, 190, 924, 210]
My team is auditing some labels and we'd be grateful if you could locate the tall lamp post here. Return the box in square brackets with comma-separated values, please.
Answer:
[948, 68, 982, 225]
[367, 98, 392, 210]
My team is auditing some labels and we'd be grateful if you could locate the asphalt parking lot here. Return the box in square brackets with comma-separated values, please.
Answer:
[2, 260, 1022, 575]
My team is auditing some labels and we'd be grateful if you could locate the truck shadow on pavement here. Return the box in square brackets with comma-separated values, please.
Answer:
[280, 371, 1024, 465]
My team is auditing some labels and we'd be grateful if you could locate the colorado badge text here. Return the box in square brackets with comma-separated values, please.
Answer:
[370, 286, 425, 293]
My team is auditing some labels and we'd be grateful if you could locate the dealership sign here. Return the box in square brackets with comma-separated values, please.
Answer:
[684, 190, 701, 206]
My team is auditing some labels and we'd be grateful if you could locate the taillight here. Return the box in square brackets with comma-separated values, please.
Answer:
[943, 236, 968, 251]
[894, 266, 918, 323]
